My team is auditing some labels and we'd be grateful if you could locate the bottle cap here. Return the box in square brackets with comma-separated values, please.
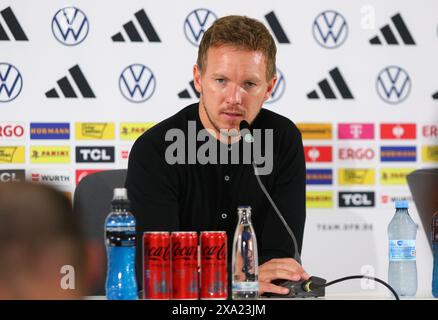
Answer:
[395, 200, 409, 209]
[113, 188, 128, 200]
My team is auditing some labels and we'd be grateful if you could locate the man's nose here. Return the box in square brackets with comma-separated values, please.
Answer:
[226, 84, 242, 105]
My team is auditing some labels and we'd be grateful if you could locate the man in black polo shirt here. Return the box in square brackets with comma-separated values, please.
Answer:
[126, 15, 309, 295]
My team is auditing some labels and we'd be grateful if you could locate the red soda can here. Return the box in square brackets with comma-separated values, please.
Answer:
[200, 231, 227, 299]
[143, 232, 171, 299]
[171, 231, 199, 299]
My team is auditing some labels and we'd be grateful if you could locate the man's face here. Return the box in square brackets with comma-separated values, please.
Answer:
[194, 46, 277, 135]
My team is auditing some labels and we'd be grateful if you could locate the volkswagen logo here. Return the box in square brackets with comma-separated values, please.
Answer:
[52, 7, 89, 46]
[0, 63, 23, 102]
[376, 66, 411, 104]
[184, 8, 217, 47]
[265, 68, 286, 104]
[313, 10, 348, 49]
[119, 64, 156, 103]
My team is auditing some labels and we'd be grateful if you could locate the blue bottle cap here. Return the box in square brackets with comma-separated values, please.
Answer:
[395, 200, 409, 209]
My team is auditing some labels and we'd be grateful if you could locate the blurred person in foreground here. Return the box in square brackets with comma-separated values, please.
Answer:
[0, 182, 98, 299]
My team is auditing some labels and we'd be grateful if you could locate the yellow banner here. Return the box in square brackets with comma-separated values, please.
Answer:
[380, 168, 415, 185]
[422, 145, 438, 162]
[75, 123, 115, 140]
[338, 168, 375, 185]
[30, 146, 70, 164]
[306, 191, 333, 208]
[0, 146, 25, 163]
[297, 123, 332, 140]
[120, 122, 156, 140]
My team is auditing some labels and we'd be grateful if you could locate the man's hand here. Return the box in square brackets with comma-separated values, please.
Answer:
[258, 258, 310, 295]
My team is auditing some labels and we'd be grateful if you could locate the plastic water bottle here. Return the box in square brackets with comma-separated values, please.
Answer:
[232, 206, 259, 299]
[432, 212, 438, 298]
[388, 200, 417, 296]
[105, 188, 138, 300]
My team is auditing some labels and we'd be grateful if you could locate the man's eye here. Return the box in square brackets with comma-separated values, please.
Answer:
[216, 79, 225, 84]
[245, 82, 256, 87]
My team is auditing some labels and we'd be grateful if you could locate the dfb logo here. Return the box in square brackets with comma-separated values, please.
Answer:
[339, 148, 375, 161]
[0, 124, 24, 139]
[265, 68, 285, 104]
[339, 192, 375, 207]
[312, 10, 348, 48]
[0, 63, 23, 102]
[0, 170, 25, 182]
[376, 66, 411, 104]
[52, 7, 89, 46]
[76, 147, 115, 163]
[119, 64, 156, 103]
[184, 8, 217, 47]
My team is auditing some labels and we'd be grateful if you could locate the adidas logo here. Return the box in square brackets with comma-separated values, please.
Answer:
[112, 9, 160, 42]
[307, 67, 353, 100]
[0, 6, 28, 41]
[369, 13, 415, 45]
[433, 91, 438, 100]
[264, 11, 290, 44]
[45, 65, 95, 98]
[178, 80, 200, 99]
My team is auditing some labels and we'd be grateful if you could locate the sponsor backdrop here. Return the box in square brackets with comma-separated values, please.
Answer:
[1, 0, 438, 295]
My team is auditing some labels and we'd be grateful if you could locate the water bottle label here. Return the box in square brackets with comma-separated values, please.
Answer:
[232, 281, 259, 292]
[389, 240, 416, 261]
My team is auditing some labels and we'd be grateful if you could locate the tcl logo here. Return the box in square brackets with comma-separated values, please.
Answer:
[422, 125, 438, 138]
[0, 170, 25, 182]
[76, 147, 115, 163]
[338, 148, 375, 160]
[339, 192, 375, 207]
[0, 124, 24, 139]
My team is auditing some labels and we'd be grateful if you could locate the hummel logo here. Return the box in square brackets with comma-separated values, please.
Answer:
[112, 9, 161, 42]
[0, 7, 28, 41]
[369, 13, 415, 45]
[264, 11, 290, 44]
[45, 65, 95, 98]
[178, 80, 200, 99]
[307, 67, 353, 99]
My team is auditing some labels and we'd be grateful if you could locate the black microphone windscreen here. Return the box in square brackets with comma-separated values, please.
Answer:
[239, 120, 250, 131]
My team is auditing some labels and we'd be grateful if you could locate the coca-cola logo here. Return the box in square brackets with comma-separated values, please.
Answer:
[172, 241, 197, 261]
[202, 243, 226, 260]
[145, 244, 170, 261]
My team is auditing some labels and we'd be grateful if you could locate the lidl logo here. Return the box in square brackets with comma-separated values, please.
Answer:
[30, 146, 70, 164]
[422, 146, 438, 162]
[304, 146, 332, 162]
[338, 168, 375, 185]
[120, 122, 156, 140]
[380, 168, 414, 185]
[306, 191, 333, 208]
[30, 123, 70, 140]
[0, 146, 25, 163]
[306, 169, 333, 185]
[297, 123, 332, 140]
[75, 123, 115, 140]
[380, 146, 416, 162]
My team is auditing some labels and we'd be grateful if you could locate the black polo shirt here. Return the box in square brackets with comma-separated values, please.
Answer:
[126, 103, 306, 288]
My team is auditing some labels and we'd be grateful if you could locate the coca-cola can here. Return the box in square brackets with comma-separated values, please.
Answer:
[200, 231, 227, 299]
[171, 231, 199, 299]
[143, 232, 171, 299]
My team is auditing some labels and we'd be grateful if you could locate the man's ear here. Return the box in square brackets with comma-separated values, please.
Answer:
[193, 64, 202, 94]
[264, 76, 278, 101]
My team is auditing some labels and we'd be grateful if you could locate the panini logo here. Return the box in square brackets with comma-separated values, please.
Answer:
[380, 146, 416, 162]
[306, 191, 333, 208]
[306, 169, 332, 185]
[76, 146, 115, 163]
[338, 123, 374, 139]
[30, 146, 70, 164]
[304, 146, 332, 162]
[297, 123, 332, 140]
[422, 125, 438, 139]
[30, 123, 70, 140]
[0, 169, 25, 182]
[30, 170, 71, 186]
[338, 147, 375, 161]
[422, 146, 438, 162]
[0, 146, 25, 163]
[380, 168, 414, 185]
[120, 122, 156, 140]
[0, 123, 25, 140]
[338, 169, 375, 185]
[380, 123, 416, 139]
[75, 123, 115, 140]
[338, 192, 375, 208]
[75, 169, 102, 185]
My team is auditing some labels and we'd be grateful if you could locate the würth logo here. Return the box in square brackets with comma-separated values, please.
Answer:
[0, 63, 23, 102]
[0, 7, 28, 41]
[184, 8, 217, 47]
[264, 11, 290, 44]
[307, 67, 353, 100]
[376, 66, 410, 104]
[112, 9, 161, 42]
[45, 65, 95, 98]
[369, 13, 415, 45]
[119, 64, 156, 103]
[312, 10, 348, 48]
[52, 7, 89, 46]
[178, 80, 199, 99]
